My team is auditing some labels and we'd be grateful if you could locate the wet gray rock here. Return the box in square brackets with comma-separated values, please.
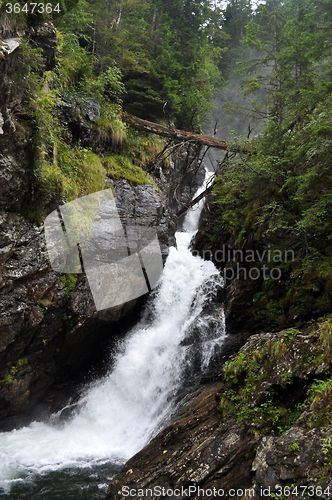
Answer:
[113, 180, 176, 261]
[0, 177, 177, 422]
[151, 143, 206, 218]
[106, 383, 259, 500]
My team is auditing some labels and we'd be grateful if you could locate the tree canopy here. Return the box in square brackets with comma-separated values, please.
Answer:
[211, 0, 332, 326]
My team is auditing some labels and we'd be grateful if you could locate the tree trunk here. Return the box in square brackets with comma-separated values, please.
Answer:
[122, 112, 229, 151]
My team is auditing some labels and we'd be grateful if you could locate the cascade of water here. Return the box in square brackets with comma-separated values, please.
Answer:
[0, 172, 225, 496]
[182, 169, 213, 233]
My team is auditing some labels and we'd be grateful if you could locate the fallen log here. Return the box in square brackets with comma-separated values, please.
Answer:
[122, 112, 229, 151]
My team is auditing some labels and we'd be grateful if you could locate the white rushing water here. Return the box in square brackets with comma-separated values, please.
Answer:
[183, 169, 213, 232]
[0, 172, 225, 494]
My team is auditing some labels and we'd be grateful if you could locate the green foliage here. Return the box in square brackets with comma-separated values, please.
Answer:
[321, 438, 332, 457]
[29, 69, 125, 203]
[79, 0, 220, 128]
[212, 41, 332, 326]
[219, 323, 332, 436]
[308, 378, 332, 405]
[283, 329, 300, 342]
[103, 155, 156, 187]
[218, 330, 318, 435]
[0, 358, 28, 385]
[60, 273, 78, 299]
[19, 14, 164, 206]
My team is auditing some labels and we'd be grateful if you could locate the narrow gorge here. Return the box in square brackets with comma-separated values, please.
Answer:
[1, 1, 332, 499]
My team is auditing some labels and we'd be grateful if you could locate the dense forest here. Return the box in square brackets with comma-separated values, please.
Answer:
[210, 0, 332, 328]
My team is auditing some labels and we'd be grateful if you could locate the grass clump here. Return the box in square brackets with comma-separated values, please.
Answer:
[60, 273, 78, 300]
[308, 378, 332, 405]
[38, 145, 105, 202]
[124, 130, 165, 170]
[271, 339, 288, 358]
[0, 359, 28, 385]
[103, 155, 156, 187]
[95, 104, 127, 145]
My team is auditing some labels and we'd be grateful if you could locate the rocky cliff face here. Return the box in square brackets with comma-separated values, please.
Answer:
[193, 193, 269, 334]
[0, 19, 182, 426]
[0, 20, 57, 212]
[0, 178, 176, 427]
[151, 143, 206, 221]
[107, 319, 332, 499]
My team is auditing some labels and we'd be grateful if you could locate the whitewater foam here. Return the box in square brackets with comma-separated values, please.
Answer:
[0, 171, 225, 493]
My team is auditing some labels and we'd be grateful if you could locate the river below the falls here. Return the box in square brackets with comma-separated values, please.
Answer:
[0, 174, 226, 499]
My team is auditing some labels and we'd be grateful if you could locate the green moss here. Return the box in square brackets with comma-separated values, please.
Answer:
[0, 359, 29, 385]
[103, 155, 157, 187]
[60, 274, 78, 300]
[218, 325, 328, 434]
[308, 377, 332, 404]
[16, 358, 28, 368]
[321, 437, 332, 459]
[39, 147, 105, 202]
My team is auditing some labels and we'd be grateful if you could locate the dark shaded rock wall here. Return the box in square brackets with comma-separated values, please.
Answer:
[152, 143, 206, 219]
[193, 193, 263, 334]
[0, 178, 176, 425]
[107, 382, 259, 500]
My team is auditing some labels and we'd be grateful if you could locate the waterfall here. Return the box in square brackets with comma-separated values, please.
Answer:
[0, 175, 225, 497]
[183, 169, 213, 232]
